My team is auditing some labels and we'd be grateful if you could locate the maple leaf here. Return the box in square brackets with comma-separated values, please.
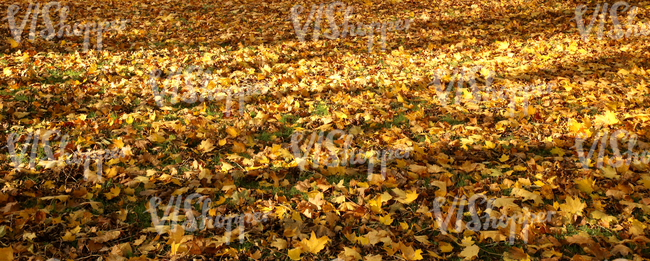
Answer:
[7, 38, 18, 48]
[198, 139, 216, 153]
[590, 210, 617, 223]
[226, 127, 239, 137]
[365, 255, 383, 261]
[550, 147, 565, 157]
[62, 231, 76, 242]
[288, 248, 302, 260]
[459, 244, 480, 259]
[299, 231, 329, 254]
[575, 178, 595, 194]
[601, 166, 620, 179]
[504, 247, 528, 260]
[400, 245, 423, 261]
[271, 238, 287, 250]
[397, 190, 419, 204]
[560, 196, 586, 216]
[104, 187, 121, 200]
[566, 232, 595, 245]
[511, 188, 543, 205]
[0, 247, 13, 261]
[594, 110, 620, 126]
[610, 244, 632, 256]
[344, 247, 362, 260]
[439, 242, 454, 253]
[91, 230, 121, 243]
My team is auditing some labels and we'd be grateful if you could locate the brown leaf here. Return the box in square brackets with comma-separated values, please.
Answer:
[92, 230, 121, 243]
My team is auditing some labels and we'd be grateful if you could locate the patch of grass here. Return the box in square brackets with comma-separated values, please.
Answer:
[440, 115, 464, 125]
[287, 186, 309, 201]
[258, 131, 274, 142]
[21, 198, 38, 209]
[528, 146, 554, 157]
[384, 113, 408, 128]
[314, 102, 329, 116]
[325, 171, 365, 187]
[163, 113, 180, 121]
[273, 127, 294, 140]
[15, 94, 30, 102]
[126, 198, 152, 229]
[453, 172, 471, 187]
[280, 114, 298, 125]
[578, 225, 614, 238]
[231, 241, 255, 252]
[44, 69, 84, 84]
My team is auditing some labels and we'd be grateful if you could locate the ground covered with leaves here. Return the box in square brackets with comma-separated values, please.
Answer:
[2, 0, 650, 260]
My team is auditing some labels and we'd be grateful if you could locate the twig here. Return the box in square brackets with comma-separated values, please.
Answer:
[478, 245, 503, 256]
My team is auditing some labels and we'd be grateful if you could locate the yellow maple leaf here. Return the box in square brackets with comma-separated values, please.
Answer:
[550, 147, 565, 157]
[496, 41, 510, 50]
[148, 133, 165, 143]
[400, 245, 423, 261]
[232, 141, 246, 153]
[7, 38, 18, 48]
[430, 181, 447, 197]
[226, 127, 238, 137]
[113, 138, 125, 148]
[379, 214, 394, 225]
[513, 165, 527, 171]
[167, 226, 185, 245]
[91, 230, 121, 243]
[0, 248, 11, 261]
[499, 154, 510, 162]
[365, 254, 383, 261]
[271, 238, 287, 250]
[575, 178, 595, 194]
[397, 190, 419, 204]
[459, 244, 480, 259]
[439, 242, 454, 253]
[368, 196, 383, 214]
[594, 110, 620, 126]
[590, 210, 617, 223]
[601, 166, 620, 179]
[344, 247, 362, 260]
[560, 196, 586, 216]
[335, 111, 348, 119]
[299, 231, 329, 254]
[198, 139, 215, 153]
[221, 162, 233, 172]
[62, 231, 76, 242]
[288, 248, 302, 260]
[104, 187, 120, 200]
[461, 236, 475, 247]
[511, 188, 543, 205]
